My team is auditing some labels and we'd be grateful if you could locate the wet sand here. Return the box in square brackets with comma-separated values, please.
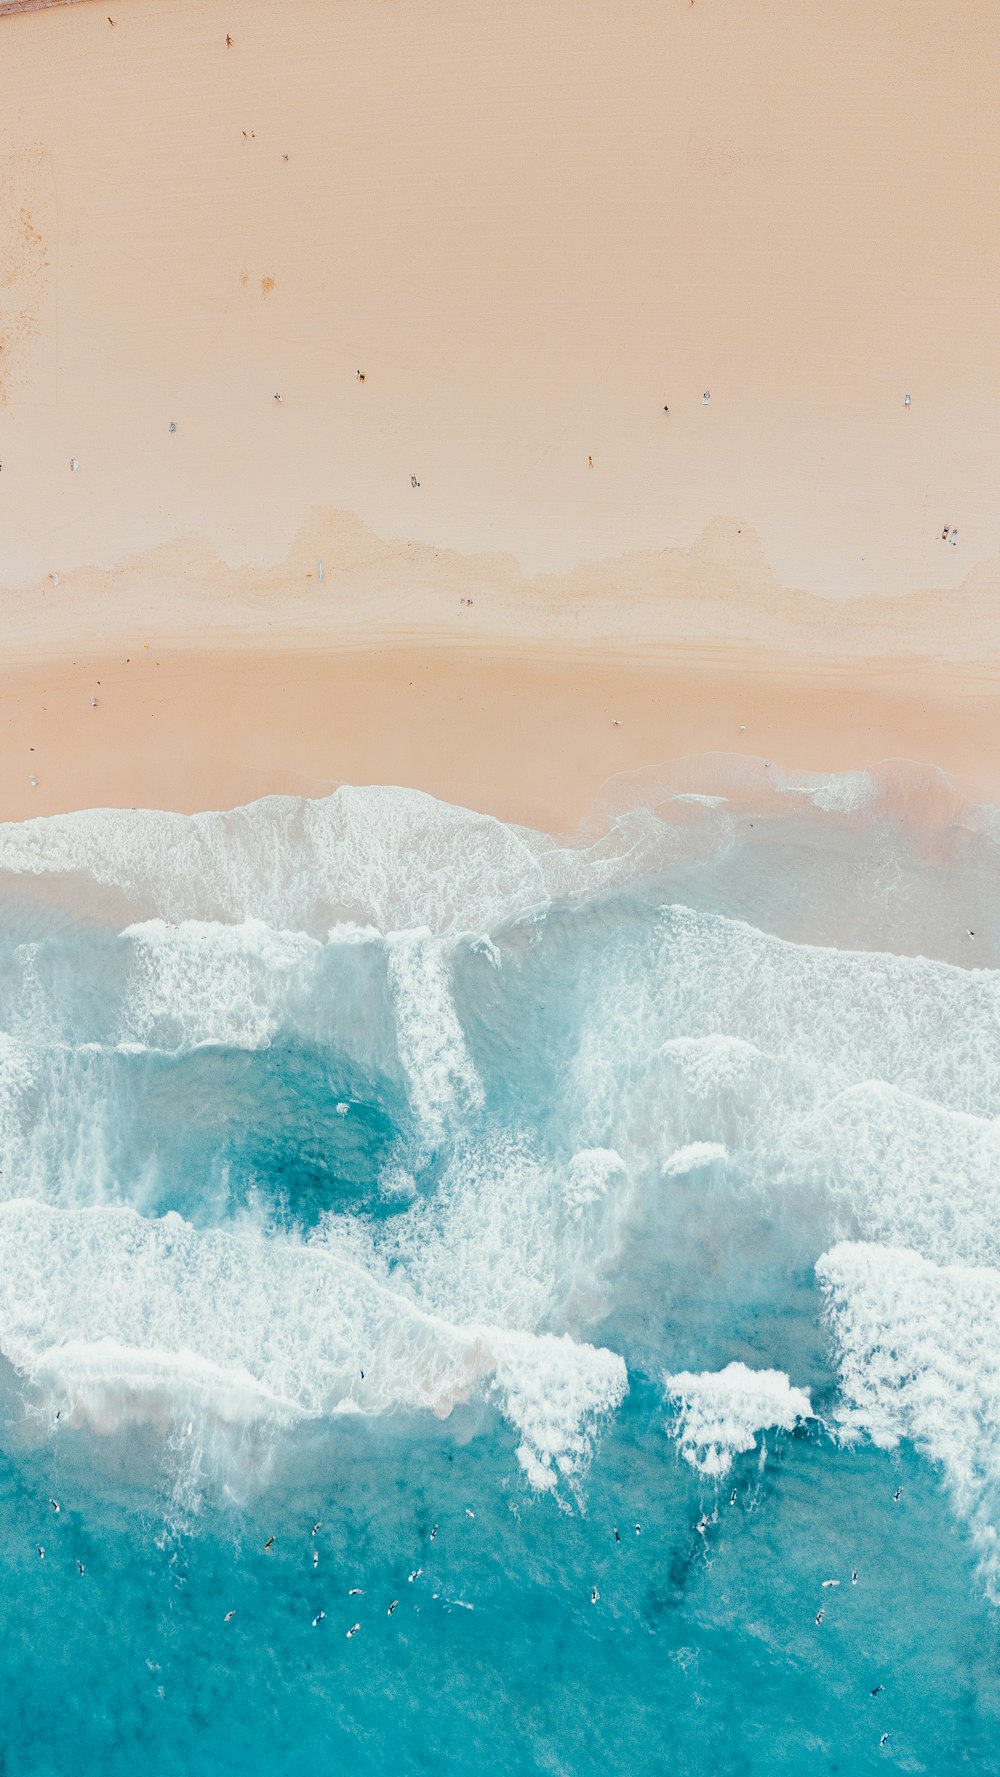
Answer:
[1, 640, 995, 837]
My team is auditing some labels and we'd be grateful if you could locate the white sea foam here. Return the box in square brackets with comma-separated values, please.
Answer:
[571, 908, 1000, 1165]
[491, 1330, 627, 1492]
[384, 1134, 632, 1339]
[799, 1083, 1000, 1268]
[562, 1148, 626, 1218]
[818, 1241, 1000, 1593]
[0, 1199, 624, 1499]
[120, 919, 323, 1050]
[2, 785, 998, 1535]
[655, 907, 1000, 1117]
[661, 1142, 728, 1176]
[663, 1361, 812, 1477]
[385, 930, 483, 1138]
[774, 769, 878, 814]
[0, 788, 644, 938]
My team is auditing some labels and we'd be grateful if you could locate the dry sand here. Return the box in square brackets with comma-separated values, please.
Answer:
[0, 0, 997, 830]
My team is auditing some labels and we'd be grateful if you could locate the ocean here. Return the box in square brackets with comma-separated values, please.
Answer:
[0, 772, 998, 1774]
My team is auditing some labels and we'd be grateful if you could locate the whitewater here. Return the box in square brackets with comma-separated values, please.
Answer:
[1, 774, 999, 1774]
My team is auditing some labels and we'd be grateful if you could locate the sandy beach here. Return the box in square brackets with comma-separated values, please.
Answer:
[1, 0, 998, 830]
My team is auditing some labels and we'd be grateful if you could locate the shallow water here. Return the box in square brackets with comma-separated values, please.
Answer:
[0, 776, 998, 1774]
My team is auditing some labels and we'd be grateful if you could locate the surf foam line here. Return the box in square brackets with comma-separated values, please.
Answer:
[818, 1241, 1000, 1598]
[0, 787, 651, 938]
[385, 928, 484, 1142]
[663, 1362, 813, 1478]
[122, 916, 487, 1148]
[567, 906, 1000, 1175]
[0, 1199, 626, 1501]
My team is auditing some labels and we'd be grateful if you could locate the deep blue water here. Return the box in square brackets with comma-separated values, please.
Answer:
[0, 781, 997, 1774]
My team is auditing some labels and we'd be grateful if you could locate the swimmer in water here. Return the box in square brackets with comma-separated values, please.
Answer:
[613, 1526, 621, 1543]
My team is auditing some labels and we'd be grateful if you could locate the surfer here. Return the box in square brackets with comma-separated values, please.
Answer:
[590, 1586, 600, 1604]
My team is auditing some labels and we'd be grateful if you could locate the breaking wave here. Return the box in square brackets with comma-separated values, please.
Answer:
[0, 772, 997, 1576]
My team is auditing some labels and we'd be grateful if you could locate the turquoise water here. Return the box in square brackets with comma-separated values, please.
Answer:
[0, 777, 998, 1774]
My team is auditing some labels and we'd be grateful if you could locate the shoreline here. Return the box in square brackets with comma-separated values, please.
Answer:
[1, 512, 997, 833]
[1, 637, 996, 836]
